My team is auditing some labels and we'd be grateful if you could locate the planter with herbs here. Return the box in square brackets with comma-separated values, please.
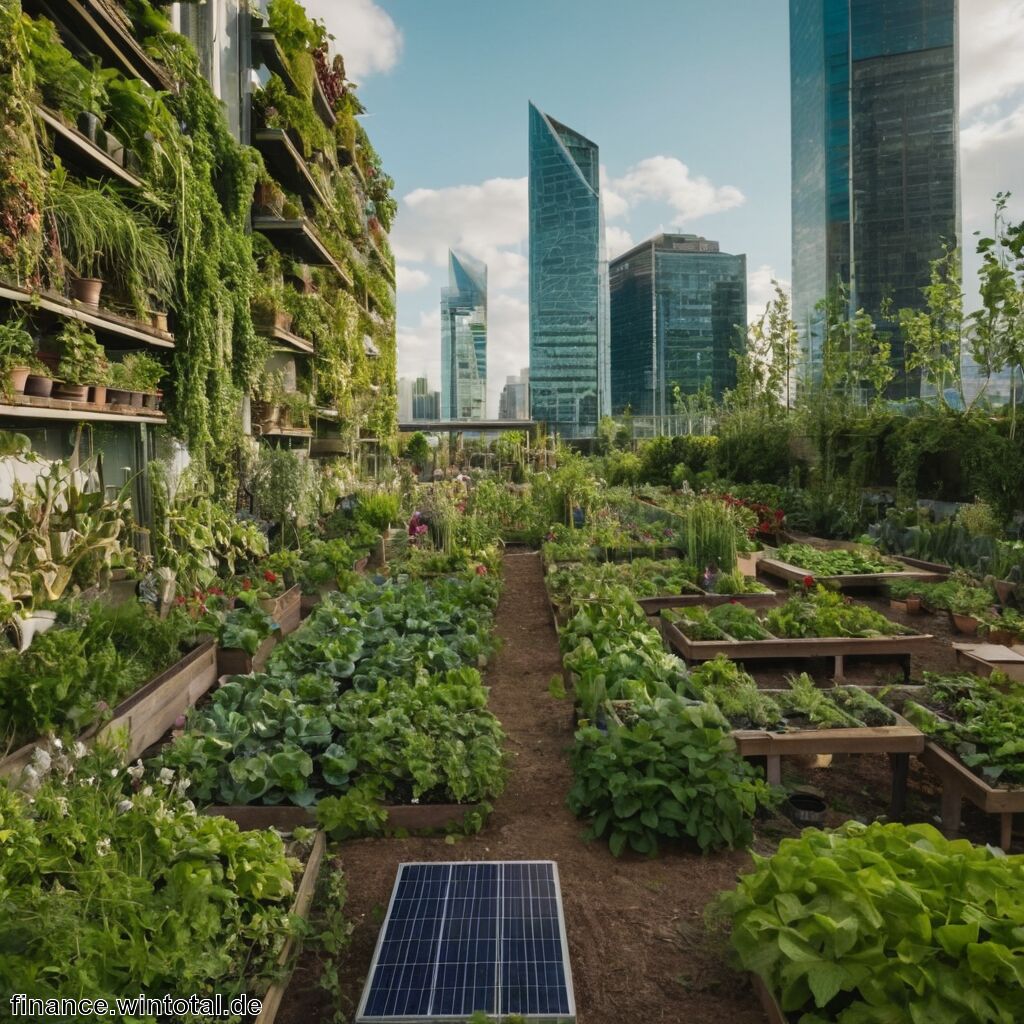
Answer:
[211, 593, 282, 676]
[895, 671, 1024, 849]
[660, 588, 932, 680]
[760, 542, 948, 589]
[0, 600, 217, 779]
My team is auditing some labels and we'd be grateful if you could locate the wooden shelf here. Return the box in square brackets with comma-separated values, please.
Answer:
[253, 28, 337, 129]
[263, 323, 314, 355]
[0, 394, 166, 425]
[24, 0, 173, 91]
[311, 75, 338, 129]
[35, 106, 144, 189]
[0, 283, 174, 349]
[259, 425, 313, 438]
[253, 129, 329, 207]
[251, 217, 352, 288]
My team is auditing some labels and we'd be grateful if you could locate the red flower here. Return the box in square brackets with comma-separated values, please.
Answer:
[263, 570, 278, 584]
[730, 598, 739, 605]
[174, 595, 186, 606]
[475, 564, 488, 576]
[803, 576, 815, 589]
[241, 579, 252, 591]
[208, 585, 224, 596]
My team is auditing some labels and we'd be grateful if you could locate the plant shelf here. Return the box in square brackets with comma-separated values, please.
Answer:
[311, 74, 338, 129]
[0, 394, 166, 425]
[0, 282, 174, 348]
[760, 543, 948, 590]
[35, 105, 144, 188]
[660, 613, 933, 681]
[252, 129, 329, 207]
[24, 0, 174, 91]
[0, 640, 217, 780]
[259, 425, 314, 439]
[260, 320, 315, 355]
[251, 217, 353, 288]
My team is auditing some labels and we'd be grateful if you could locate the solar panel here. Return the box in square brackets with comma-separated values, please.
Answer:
[357, 861, 576, 1023]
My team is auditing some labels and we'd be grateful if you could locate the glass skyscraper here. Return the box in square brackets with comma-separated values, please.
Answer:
[528, 102, 610, 438]
[440, 250, 487, 421]
[610, 234, 747, 416]
[790, 0, 958, 397]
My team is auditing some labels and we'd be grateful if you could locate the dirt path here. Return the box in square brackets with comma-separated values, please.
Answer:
[279, 553, 764, 1024]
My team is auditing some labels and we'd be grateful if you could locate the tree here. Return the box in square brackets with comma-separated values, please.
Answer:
[899, 245, 967, 410]
[973, 193, 1024, 436]
[819, 281, 894, 405]
[404, 431, 430, 468]
[732, 281, 798, 410]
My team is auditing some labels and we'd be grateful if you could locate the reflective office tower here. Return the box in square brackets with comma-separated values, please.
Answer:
[397, 377, 414, 422]
[790, 0, 958, 398]
[528, 103, 610, 438]
[412, 377, 440, 421]
[440, 251, 488, 421]
[498, 368, 531, 420]
[610, 235, 746, 417]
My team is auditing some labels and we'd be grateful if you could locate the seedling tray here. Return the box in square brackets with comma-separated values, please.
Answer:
[0, 639, 218, 779]
[660, 614, 933, 681]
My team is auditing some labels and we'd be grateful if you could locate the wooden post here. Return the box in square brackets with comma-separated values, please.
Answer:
[1000, 813, 1014, 852]
[766, 755, 782, 786]
[888, 753, 910, 819]
[939, 782, 964, 838]
[834, 654, 845, 680]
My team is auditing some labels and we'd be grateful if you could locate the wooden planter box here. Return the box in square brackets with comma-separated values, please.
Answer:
[252, 831, 326, 1024]
[953, 642, 1024, 683]
[660, 614, 932, 681]
[637, 591, 776, 615]
[919, 741, 1024, 851]
[0, 640, 218, 779]
[750, 973, 786, 1024]
[206, 802, 483, 833]
[217, 633, 278, 677]
[759, 550, 948, 591]
[259, 585, 301, 637]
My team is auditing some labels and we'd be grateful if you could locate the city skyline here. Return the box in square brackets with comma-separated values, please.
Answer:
[320, 1, 1024, 413]
[440, 249, 488, 420]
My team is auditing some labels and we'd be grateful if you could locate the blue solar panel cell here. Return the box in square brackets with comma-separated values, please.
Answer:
[357, 861, 574, 1023]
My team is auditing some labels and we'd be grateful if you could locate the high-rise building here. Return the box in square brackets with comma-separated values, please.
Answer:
[790, 0, 959, 397]
[528, 102, 610, 438]
[440, 250, 487, 421]
[397, 377, 414, 421]
[610, 234, 747, 416]
[499, 368, 531, 420]
[412, 377, 440, 421]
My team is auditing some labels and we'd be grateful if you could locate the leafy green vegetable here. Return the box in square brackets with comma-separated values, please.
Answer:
[766, 587, 910, 638]
[718, 821, 1024, 1023]
[708, 602, 773, 640]
[777, 543, 902, 575]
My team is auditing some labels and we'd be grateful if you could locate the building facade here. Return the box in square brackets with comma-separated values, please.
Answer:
[528, 102, 610, 438]
[790, 0, 959, 397]
[440, 250, 487, 421]
[610, 235, 746, 417]
[498, 368, 530, 420]
[412, 377, 440, 421]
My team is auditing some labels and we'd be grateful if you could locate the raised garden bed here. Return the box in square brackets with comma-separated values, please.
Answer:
[217, 633, 278, 677]
[206, 802, 483, 833]
[0, 639, 218, 779]
[252, 831, 326, 1024]
[260, 584, 301, 636]
[660, 611, 932, 681]
[760, 544, 948, 590]
[919, 741, 1024, 851]
[953, 641, 1024, 682]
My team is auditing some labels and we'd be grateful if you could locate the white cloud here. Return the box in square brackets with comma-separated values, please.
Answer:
[397, 309, 441, 388]
[959, 1, 1024, 114]
[611, 156, 745, 224]
[392, 177, 528, 290]
[746, 265, 790, 326]
[396, 264, 430, 293]
[599, 166, 630, 221]
[605, 226, 635, 259]
[302, 0, 403, 81]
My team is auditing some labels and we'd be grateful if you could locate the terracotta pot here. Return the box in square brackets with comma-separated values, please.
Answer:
[150, 311, 169, 332]
[53, 382, 89, 402]
[995, 580, 1016, 605]
[107, 386, 132, 405]
[905, 596, 922, 614]
[142, 390, 161, 410]
[986, 627, 1016, 646]
[24, 374, 53, 398]
[70, 276, 103, 307]
[90, 384, 107, 404]
[950, 612, 980, 635]
[7, 366, 31, 393]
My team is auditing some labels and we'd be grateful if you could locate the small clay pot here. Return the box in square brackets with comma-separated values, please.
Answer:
[90, 384, 107, 405]
[950, 612, 980, 636]
[70, 276, 103, 307]
[7, 366, 31, 393]
[24, 374, 53, 398]
[53, 382, 89, 402]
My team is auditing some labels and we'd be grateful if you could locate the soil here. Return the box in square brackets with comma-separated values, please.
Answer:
[279, 553, 765, 1024]
[278, 558, 1021, 1023]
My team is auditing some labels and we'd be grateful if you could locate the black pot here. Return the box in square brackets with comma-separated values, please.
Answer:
[107, 387, 133, 406]
[77, 110, 101, 142]
[24, 374, 54, 398]
[785, 792, 827, 827]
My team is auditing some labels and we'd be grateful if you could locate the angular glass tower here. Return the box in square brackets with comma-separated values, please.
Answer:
[610, 235, 747, 416]
[528, 102, 610, 438]
[440, 250, 487, 421]
[790, 0, 959, 398]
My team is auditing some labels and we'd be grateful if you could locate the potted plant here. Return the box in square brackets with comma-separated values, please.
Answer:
[251, 275, 293, 333]
[108, 352, 163, 408]
[252, 370, 285, 430]
[254, 177, 285, 218]
[280, 390, 313, 429]
[0, 318, 38, 396]
[53, 321, 108, 402]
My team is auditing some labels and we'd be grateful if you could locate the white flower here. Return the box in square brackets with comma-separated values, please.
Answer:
[31, 747, 52, 773]
[116, 799, 133, 815]
[182, 799, 196, 814]
[411, 797, 420, 805]
[109, 768, 119, 778]
[55, 797, 69, 817]
[141, 785, 153, 797]
[126, 760, 145, 782]
[158, 767, 175, 786]
[83, 777, 95, 786]
[52, 738, 63, 751]
[95, 837, 111, 857]
[21, 764, 42, 795]
[73, 741, 88, 760]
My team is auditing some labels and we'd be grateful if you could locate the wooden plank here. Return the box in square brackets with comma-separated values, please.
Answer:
[207, 803, 483, 832]
[749, 973, 786, 1024]
[919, 741, 1024, 814]
[35, 105, 144, 188]
[0, 640, 217, 778]
[759, 555, 946, 588]
[637, 591, 776, 614]
[254, 831, 326, 1024]
[0, 397, 167, 425]
[217, 634, 278, 677]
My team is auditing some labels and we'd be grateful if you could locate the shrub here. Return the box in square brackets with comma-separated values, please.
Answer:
[713, 407, 796, 485]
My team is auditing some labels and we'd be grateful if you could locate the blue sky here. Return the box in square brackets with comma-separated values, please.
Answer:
[305, 0, 1024, 414]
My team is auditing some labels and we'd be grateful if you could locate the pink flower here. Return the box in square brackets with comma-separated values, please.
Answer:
[475, 564, 488, 576]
